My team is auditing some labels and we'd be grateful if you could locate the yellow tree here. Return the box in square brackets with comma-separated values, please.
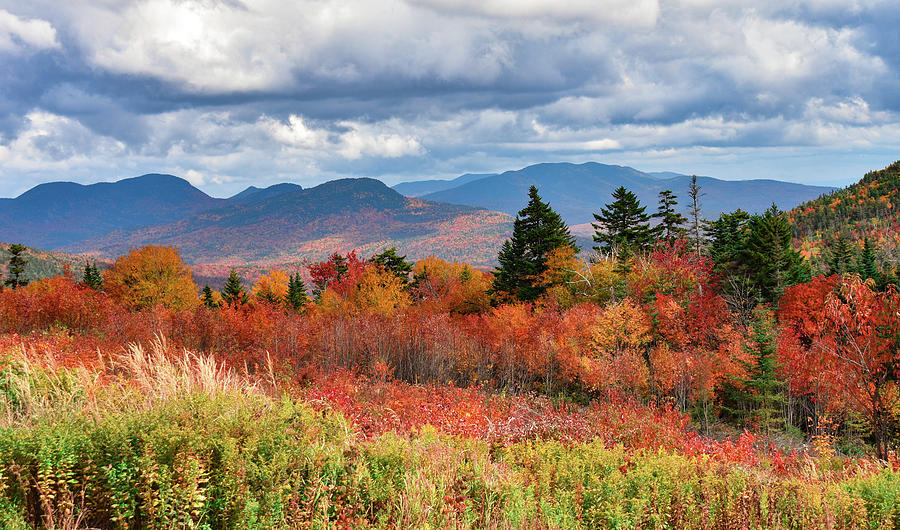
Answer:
[586, 299, 652, 394]
[105, 245, 198, 310]
[252, 269, 289, 304]
[351, 266, 411, 316]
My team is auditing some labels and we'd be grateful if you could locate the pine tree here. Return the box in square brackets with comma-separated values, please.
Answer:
[740, 205, 809, 304]
[723, 309, 784, 435]
[493, 185, 578, 301]
[592, 186, 653, 259]
[286, 273, 310, 311]
[369, 247, 413, 284]
[221, 268, 249, 306]
[201, 285, 220, 308]
[82, 261, 103, 290]
[825, 234, 855, 275]
[652, 189, 687, 242]
[4, 244, 29, 289]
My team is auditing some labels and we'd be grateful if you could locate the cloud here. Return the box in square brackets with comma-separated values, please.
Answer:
[262, 114, 424, 159]
[264, 115, 329, 149]
[0, 111, 125, 167]
[0, 9, 58, 53]
[0, 0, 899, 197]
[414, 0, 660, 25]
[335, 121, 425, 159]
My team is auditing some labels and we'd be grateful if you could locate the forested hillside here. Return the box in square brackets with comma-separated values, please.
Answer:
[789, 161, 900, 274]
[65, 178, 513, 267]
[0, 244, 107, 282]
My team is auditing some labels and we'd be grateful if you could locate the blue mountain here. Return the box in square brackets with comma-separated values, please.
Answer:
[415, 162, 835, 225]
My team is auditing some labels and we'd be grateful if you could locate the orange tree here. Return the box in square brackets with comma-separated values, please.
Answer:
[411, 256, 491, 314]
[105, 245, 198, 311]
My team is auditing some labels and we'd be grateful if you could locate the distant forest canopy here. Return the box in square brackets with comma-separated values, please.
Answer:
[788, 161, 900, 274]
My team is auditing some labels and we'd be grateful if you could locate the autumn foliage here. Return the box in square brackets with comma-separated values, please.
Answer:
[1, 240, 899, 527]
[779, 274, 900, 458]
[104, 245, 198, 310]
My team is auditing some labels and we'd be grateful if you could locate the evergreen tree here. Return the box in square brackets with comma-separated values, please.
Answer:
[592, 186, 653, 258]
[369, 247, 413, 284]
[82, 261, 103, 290]
[493, 185, 578, 301]
[740, 205, 810, 304]
[723, 309, 784, 435]
[4, 244, 29, 289]
[825, 234, 855, 276]
[706, 209, 751, 276]
[286, 273, 310, 311]
[652, 189, 687, 241]
[687, 175, 705, 256]
[221, 268, 249, 305]
[201, 285, 220, 308]
[856, 237, 879, 282]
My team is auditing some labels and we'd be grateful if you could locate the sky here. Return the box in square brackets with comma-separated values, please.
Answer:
[0, 0, 899, 198]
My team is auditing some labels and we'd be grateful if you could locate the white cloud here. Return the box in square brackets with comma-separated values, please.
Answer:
[0, 9, 58, 52]
[413, 0, 660, 25]
[0, 111, 125, 168]
[264, 115, 329, 149]
[263, 114, 424, 159]
[336, 121, 425, 159]
[803, 96, 892, 125]
[55, 0, 521, 92]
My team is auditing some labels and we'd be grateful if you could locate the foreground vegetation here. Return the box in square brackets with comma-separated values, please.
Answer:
[1, 339, 897, 529]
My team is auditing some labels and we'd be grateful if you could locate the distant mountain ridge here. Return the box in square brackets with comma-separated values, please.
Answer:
[229, 183, 303, 204]
[397, 162, 835, 225]
[392, 173, 497, 197]
[1, 164, 837, 267]
[58, 177, 512, 266]
[0, 174, 225, 249]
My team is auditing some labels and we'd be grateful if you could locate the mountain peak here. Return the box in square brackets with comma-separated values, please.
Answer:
[229, 182, 303, 203]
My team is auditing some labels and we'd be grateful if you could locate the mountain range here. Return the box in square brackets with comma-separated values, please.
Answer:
[65, 178, 511, 266]
[395, 162, 835, 226]
[1, 162, 836, 267]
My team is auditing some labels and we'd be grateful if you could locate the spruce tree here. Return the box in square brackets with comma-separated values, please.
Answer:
[592, 186, 653, 258]
[221, 268, 249, 305]
[201, 285, 220, 308]
[652, 189, 687, 242]
[856, 237, 879, 282]
[723, 309, 784, 435]
[739, 205, 809, 304]
[826, 234, 855, 275]
[4, 244, 29, 289]
[369, 247, 413, 284]
[706, 209, 751, 276]
[493, 185, 578, 301]
[286, 273, 310, 311]
[82, 261, 103, 290]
